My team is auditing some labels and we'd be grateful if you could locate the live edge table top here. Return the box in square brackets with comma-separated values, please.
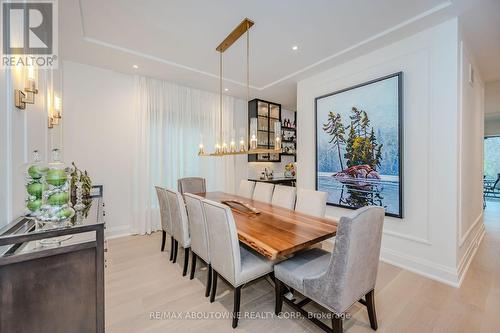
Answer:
[197, 192, 338, 260]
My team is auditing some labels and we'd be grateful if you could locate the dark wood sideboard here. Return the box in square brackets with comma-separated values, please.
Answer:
[0, 197, 105, 333]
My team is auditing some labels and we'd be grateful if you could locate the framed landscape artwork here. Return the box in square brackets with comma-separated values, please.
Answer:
[315, 72, 403, 218]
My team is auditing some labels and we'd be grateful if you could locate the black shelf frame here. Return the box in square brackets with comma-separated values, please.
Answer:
[248, 99, 282, 162]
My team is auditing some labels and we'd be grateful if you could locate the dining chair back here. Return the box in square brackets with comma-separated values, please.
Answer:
[185, 193, 212, 294]
[295, 188, 327, 218]
[305, 206, 385, 313]
[202, 198, 274, 328]
[166, 189, 191, 275]
[274, 206, 385, 332]
[271, 185, 296, 210]
[178, 177, 206, 194]
[202, 199, 241, 285]
[155, 186, 173, 256]
[155, 186, 171, 234]
[237, 180, 255, 199]
[252, 182, 275, 203]
[184, 193, 210, 263]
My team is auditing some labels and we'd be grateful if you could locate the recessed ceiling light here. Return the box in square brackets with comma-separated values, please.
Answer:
[132, 65, 139, 69]
[224, 88, 229, 91]
[291, 45, 299, 51]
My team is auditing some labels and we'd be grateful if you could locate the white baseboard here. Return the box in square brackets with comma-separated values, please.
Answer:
[456, 221, 485, 287]
[105, 225, 133, 239]
[380, 247, 460, 287]
[380, 218, 486, 288]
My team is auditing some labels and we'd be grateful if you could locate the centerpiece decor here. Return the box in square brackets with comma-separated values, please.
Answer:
[37, 149, 75, 223]
[315, 72, 403, 217]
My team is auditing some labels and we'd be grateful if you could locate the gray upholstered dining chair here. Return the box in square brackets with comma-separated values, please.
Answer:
[202, 199, 274, 328]
[237, 180, 255, 199]
[166, 189, 191, 276]
[271, 185, 296, 209]
[295, 188, 328, 218]
[155, 186, 175, 261]
[252, 182, 275, 203]
[184, 193, 212, 297]
[178, 177, 206, 194]
[274, 206, 385, 333]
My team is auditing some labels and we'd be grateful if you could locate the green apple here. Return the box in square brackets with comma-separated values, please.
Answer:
[27, 199, 42, 212]
[46, 169, 67, 186]
[28, 165, 48, 179]
[47, 192, 69, 205]
[56, 207, 74, 220]
[27, 182, 43, 198]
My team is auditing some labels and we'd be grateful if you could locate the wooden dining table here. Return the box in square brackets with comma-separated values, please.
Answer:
[197, 191, 338, 260]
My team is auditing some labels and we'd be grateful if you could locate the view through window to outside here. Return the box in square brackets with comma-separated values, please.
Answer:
[485, 136, 500, 179]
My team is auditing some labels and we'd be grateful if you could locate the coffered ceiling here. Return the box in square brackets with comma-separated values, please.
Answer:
[60, 0, 499, 109]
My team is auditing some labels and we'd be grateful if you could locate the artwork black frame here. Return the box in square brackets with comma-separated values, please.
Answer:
[314, 72, 404, 218]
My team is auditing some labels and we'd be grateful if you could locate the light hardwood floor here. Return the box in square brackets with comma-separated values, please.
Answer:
[105, 201, 500, 333]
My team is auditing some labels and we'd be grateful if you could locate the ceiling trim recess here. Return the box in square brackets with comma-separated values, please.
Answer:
[77, 0, 452, 90]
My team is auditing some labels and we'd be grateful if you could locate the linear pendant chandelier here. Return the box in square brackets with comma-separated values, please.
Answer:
[198, 18, 282, 157]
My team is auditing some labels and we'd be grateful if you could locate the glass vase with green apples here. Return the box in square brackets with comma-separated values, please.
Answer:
[25, 150, 47, 216]
[37, 148, 75, 224]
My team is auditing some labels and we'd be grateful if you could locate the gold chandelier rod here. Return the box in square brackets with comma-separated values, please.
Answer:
[216, 18, 254, 52]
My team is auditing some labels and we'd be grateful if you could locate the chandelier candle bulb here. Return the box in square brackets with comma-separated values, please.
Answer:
[250, 134, 257, 150]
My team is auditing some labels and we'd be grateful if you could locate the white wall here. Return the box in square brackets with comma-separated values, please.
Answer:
[485, 80, 500, 116]
[0, 67, 62, 226]
[63, 61, 137, 237]
[456, 39, 485, 276]
[297, 19, 470, 286]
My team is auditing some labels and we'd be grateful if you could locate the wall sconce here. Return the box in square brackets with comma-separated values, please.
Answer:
[15, 66, 38, 110]
[48, 95, 62, 129]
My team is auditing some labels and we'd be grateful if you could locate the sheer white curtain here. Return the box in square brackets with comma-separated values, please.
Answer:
[132, 76, 245, 234]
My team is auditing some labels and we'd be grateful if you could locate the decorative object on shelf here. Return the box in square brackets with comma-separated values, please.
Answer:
[260, 167, 273, 180]
[280, 111, 297, 160]
[70, 162, 92, 212]
[15, 66, 39, 110]
[315, 72, 403, 218]
[198, 18, 281, 157]
[37, 148, 75, 224]
[25, 150, 48, 216]
[284, 163, 296, 178]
